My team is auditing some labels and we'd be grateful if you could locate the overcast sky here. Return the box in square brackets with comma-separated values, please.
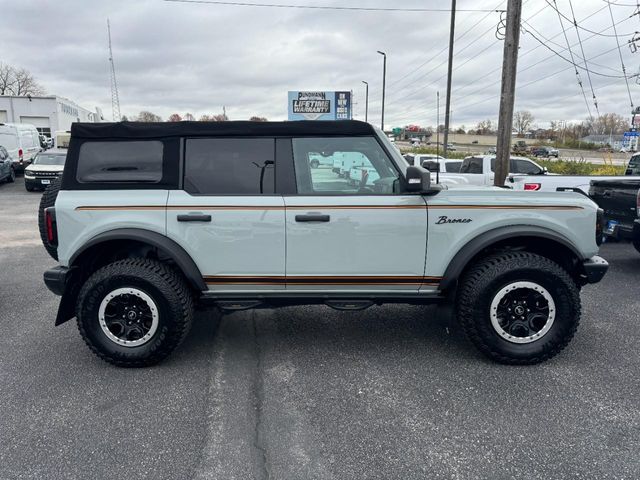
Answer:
[1, 0, 638, 128]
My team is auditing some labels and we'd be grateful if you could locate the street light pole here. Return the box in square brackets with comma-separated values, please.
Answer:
[377, 50, 386, 131]
[442, 0, 456, 157]
[362, 80, 369, 123]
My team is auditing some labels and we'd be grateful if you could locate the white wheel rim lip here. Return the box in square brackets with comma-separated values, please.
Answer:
[489, 281, 556, 344]
[98, 287, 159, 348]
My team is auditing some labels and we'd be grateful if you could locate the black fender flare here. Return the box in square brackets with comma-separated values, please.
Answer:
[69, 228, 206, 291]
[439, 225, 583, 291]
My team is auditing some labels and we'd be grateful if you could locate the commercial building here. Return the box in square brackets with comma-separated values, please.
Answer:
[0, 95, 103, 138]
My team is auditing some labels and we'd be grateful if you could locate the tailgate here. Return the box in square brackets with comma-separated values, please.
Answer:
[589, 181, 639, 225]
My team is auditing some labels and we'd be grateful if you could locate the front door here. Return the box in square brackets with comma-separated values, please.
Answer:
[284, 136, 430, 292]
[166, 137, 285, 291]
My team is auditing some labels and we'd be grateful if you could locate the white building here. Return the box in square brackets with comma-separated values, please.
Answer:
[0, 95, 103, 138]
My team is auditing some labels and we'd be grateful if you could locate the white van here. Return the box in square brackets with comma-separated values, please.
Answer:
[0, 123, 42, 172]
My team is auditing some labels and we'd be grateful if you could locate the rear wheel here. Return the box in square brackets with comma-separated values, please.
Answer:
[633, 235, 640, 255]
[76, 259, 194, 367]
[456, 251, 580, 364]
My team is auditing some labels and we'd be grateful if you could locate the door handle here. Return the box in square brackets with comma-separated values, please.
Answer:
[177, 214, 212, 222]
[295, 214, 330, 222]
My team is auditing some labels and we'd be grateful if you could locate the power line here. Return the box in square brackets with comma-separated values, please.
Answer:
[522, 25, 633, 78]
[607, 0, 635, 108]
[551, 0, 593, 124]
[545, 0, 638, 36]
[163, 0, 502, 12]
[567, 0, 601, 118]
[367, 0, 505, 100]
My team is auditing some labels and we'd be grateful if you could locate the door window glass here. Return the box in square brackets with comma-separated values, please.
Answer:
[292, 137, 399, 194]
[77, 141, 163, 183]
[461, 157, 483, 173]
[514, 159, 542, 174]
[184, 138, 274, 195]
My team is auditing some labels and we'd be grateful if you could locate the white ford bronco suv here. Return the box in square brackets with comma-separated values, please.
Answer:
[41, 121, 608, 367]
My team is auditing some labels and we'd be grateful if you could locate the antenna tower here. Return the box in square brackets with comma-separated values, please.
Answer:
[107, 19, 121, 121]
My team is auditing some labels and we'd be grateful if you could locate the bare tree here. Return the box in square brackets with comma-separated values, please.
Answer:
[136, 111, 163, 122]
[250, 116, 268, 122]
[121, 115, 129, 121]
[168, 113, 182, 122]
[513, 111, 534, 136]
[0, 62, 45, 96]
[183, 113, 195, 121]
[587, 113, 629, 135]
[199, 114, 213, 122]
[0, 63, 14, 95]
[475, 119, 494, 135]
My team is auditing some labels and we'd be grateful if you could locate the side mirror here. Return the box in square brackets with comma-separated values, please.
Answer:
[404, 165, 431, 193]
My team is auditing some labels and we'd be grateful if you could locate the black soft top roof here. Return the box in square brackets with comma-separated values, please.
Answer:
[71, 120, 376, 139]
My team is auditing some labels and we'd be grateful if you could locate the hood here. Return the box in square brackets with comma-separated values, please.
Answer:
[25, 164, 65, 173]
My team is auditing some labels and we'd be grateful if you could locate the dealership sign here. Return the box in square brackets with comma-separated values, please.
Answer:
[288, 91, 352, 121]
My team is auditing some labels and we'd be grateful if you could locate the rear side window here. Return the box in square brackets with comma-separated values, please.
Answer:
[445, 161, 461, 172]
[184, 138, 274, 195]
[77, 141, 163, 183]
[514, 159, 542, 174]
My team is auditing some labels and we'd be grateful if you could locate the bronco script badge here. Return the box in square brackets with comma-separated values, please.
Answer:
[436, 215, 472, 224]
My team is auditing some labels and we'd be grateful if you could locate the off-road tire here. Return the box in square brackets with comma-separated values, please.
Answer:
[76, 259, 194, 367]
[456, 251, 581, 365]
[37, 177, 61, 260]
[7, 168, 15, 183]
[632, 235, 640, 255]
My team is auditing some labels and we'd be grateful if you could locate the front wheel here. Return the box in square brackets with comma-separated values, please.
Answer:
[456, 251, 580, 364]
[76, 259, 194, 367]
[7, 168, 15, 183]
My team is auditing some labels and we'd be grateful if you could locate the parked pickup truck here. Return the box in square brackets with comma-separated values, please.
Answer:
[589, 178, 640, 253]
[443, 155, 548, 186]
[509, 153, 640, 193]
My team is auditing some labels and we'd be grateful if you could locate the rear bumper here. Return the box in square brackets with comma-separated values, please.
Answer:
[581, 256, 609, 284]
[44, 266, 74, 296]
[603, 220, 635, 240]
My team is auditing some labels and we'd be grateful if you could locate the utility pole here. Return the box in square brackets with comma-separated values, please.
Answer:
[377, 51, 386, 131]
[494, 0, 523, 186]
[362, 81, 369, 123]
[442, 0, 456, 156]
[436, 91, 440, 159]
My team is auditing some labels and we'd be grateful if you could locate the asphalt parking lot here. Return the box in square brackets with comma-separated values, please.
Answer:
[0, 176, 638, 480]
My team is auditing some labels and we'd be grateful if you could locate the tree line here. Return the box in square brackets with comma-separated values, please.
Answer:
[124, 111, 268, 122]
[0, 62, 45, 96]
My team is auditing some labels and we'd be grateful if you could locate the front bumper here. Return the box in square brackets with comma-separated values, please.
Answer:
[581, 256, 609, 284]
[44, 266, 74, 296]
[25, 176, 59, 188]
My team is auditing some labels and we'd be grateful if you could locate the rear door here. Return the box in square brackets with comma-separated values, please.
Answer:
[166, 137, 286, 291]
[283, 136, 430, 292]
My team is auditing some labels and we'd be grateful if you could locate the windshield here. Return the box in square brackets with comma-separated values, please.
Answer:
[374, 127, 409, 170]
[33, 153, 66, 166]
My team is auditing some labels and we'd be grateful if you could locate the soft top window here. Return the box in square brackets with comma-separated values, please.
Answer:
[76, 141, 163, 183]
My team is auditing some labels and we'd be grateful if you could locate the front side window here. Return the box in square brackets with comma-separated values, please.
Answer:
[461, 157, 483, 174]
[77, 141, 163, 183]
[514, 159, 542, 175]
[292, 136, 399, 194]
[184, 138, 274, 195]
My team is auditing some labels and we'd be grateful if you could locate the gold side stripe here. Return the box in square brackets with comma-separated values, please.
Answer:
[76, 204, 583, 211]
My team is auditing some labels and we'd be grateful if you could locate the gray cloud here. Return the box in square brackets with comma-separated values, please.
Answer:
[1, 0, 637, 128]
